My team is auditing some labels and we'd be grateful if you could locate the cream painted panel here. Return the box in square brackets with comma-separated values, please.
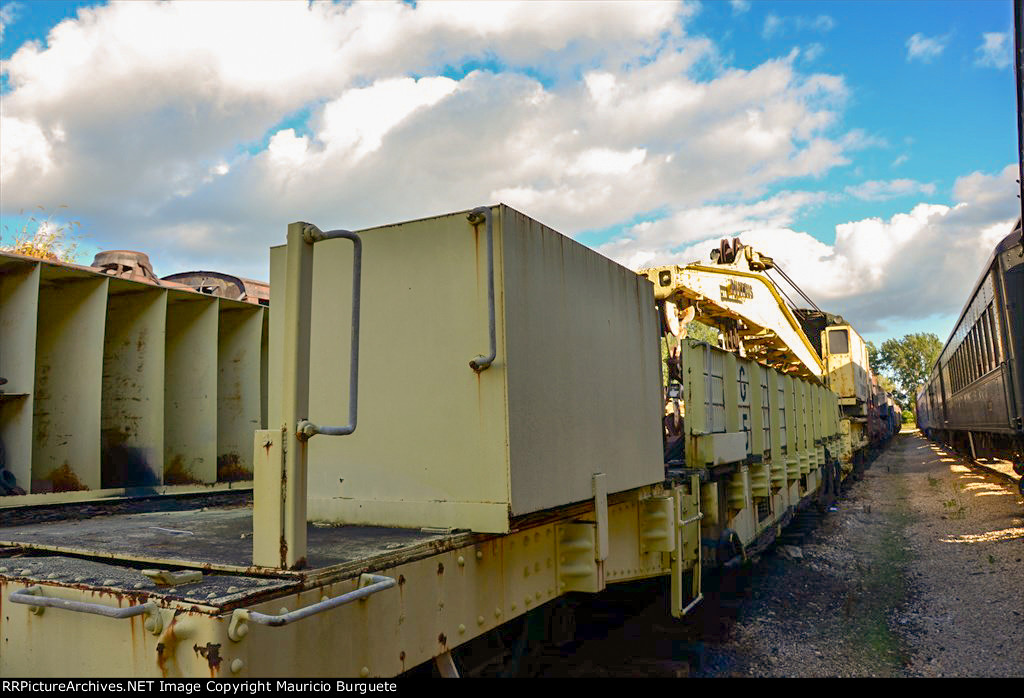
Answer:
[101, 282, 167, 486]
[33, 274, 108, 491]
[300, 210, 511, 531]
[501, 207, 663, 514]
[165, 296, 219, 483]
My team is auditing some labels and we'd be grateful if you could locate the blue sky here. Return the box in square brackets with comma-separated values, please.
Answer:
[1, 0, 1021, 348]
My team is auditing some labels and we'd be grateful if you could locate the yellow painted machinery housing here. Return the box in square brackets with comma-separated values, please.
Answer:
[0, 206, 703, 677]
[643, 239, 891, 481]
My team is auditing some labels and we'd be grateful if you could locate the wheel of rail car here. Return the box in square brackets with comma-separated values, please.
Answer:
[717, 529, 743, 567]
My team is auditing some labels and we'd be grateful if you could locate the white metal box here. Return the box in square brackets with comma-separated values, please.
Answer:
[269, 205, 664, 533]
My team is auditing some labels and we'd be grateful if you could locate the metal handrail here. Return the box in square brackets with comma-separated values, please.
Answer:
[296, 226, 362, 439]
[467, 206, 496, 372]
[10, 585, 163, 633]
[228, 574, 395, 641]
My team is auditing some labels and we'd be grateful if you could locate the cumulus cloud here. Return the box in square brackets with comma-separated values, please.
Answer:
[845, 179, 936, 201]
[599, 190, 830, 270]
[906, 32, 949, 63]
[600, 164, 1021, 333]
[0, 2, 20, 41]
[0, 0, 865, 278]
[975, 32, 1011, 69]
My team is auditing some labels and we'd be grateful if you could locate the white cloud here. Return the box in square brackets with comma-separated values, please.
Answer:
[802, 43, 825, 63]
[975, 32, 1011, 69]
[891, 154, 909, 167]
[845, 178, 936, 201]
[763, 14, 835, 39]
[0, 116, 55, 179]
[906, 33, 949, 63]
[599, 164, 1021, 333]
[598, 190, 830, 263]
[0, 0, 866, 280]
[0, 2, 21, 41]
[567, 148, 647, 176]
[266, 129, 310, 169]
[730, 1, 750, 15]
[763, 14, 784, 39]
[316, 76, 459, 161]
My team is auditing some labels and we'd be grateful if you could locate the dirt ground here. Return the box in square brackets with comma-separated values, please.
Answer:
[518, 427, 1023, 678]
[694, 427, 1024, 678]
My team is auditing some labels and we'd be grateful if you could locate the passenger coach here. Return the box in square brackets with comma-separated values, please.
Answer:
[917, 220, 1024, 488]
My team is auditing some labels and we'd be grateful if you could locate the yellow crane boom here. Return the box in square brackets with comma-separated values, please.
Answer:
[639, 241, 825, 382]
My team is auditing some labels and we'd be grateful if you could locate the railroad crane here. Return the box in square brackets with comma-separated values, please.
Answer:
[638, 238, 896, 474]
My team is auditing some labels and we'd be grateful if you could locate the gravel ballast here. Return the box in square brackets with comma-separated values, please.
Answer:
[699, 427, 1024, 678]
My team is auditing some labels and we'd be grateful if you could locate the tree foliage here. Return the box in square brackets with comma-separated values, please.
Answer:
[866, 340, 880, 371]
[874, 333, 943, 404]
[1, 208, 82, 263]
[687, 319, 720, 345]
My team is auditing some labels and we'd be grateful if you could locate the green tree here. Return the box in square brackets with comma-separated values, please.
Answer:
[866, 340, 881, 371]
[687, 319, 720, 345]
[875, 333, 942, 404]
[875, 372, 898, 397]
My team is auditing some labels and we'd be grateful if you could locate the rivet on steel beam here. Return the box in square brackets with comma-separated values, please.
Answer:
[457, 556, 465, 567]
[458, 624, 466, 634]
[360, 667, 370, 678]
[494, 608, 502, 618]
[476, 550, 484, 560]
[231, 659, 245, 674]
[477, 616, 485, 626]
